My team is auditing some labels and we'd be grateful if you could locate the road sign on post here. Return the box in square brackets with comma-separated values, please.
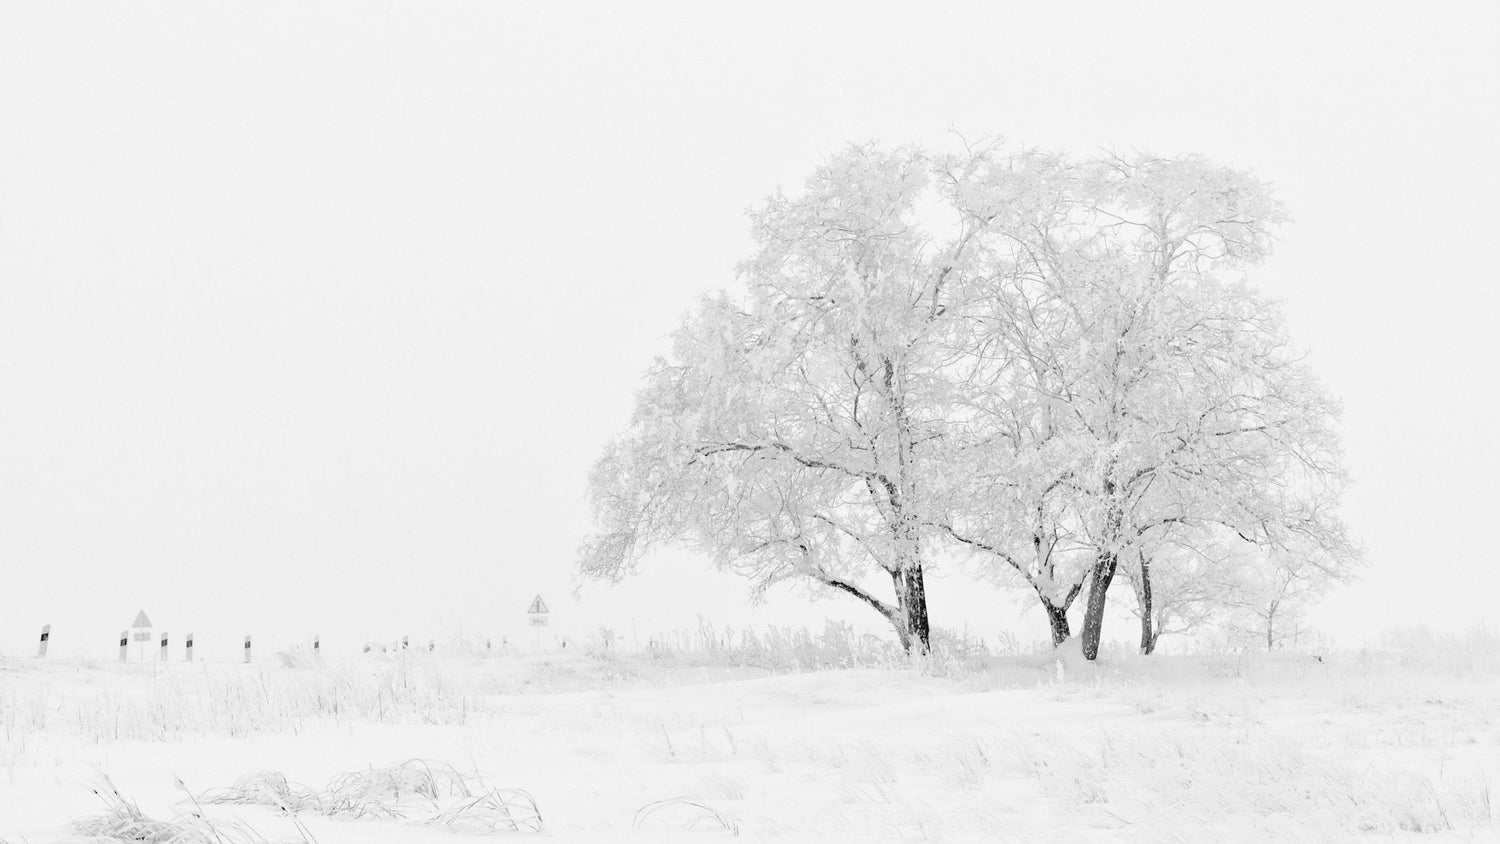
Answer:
[528, 595, 549, 652]
[38, 625, 50, 658]
[130, 610, 152, 663]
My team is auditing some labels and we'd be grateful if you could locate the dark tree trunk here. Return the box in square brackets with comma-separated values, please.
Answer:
[1044, 601, 1071, 646]
[904, 565, 930, 654]
[1036, 578, 1084, 647]
[1138, 555, 1156, 655]
[887, 566, 930, 655]
[1080, 550, 1119, 661]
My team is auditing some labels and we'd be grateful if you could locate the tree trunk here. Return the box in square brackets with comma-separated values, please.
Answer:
[1044, 601, 1071, 646]
[1080, 550, 1119, 661]
[888, 567, 930, 655]
[1041, 580, 1085, 647]
[904, 565, 930, 654]
[1263, 597, 1282, 652]
[1138, 555, 1156, 655]
[879, 353, 931, 656]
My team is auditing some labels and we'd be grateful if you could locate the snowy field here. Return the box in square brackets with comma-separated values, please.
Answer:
[3, 631, 1498, 843]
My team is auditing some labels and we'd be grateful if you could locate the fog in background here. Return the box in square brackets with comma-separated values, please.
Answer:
[2, 2, 1497, 658]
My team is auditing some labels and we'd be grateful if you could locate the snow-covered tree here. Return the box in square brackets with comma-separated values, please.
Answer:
[579, 145, 1010, 653]
[935, 149, 1355, 659]
[1052, 154, 1356, 660]
[580, 141, 1357, 661]
[1121, 527, 1254, 654]
[918, 146, 1097, 645]
[1218, 542, 1342, 652]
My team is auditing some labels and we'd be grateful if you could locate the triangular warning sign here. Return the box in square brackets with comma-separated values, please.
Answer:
[527, 595, 549, 614]
[132, 610, 152, 629]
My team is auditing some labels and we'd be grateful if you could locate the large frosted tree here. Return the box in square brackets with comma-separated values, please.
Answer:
[579, 145, 1009, 653]
[581, 141, 1356, 661]
[1016, 154, 1354, 660]
[933, 149, 1355, 658]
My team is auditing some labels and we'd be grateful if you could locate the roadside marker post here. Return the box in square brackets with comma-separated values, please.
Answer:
[314, 635, 320, 657]
[119, 631, 128, 662]
[244, 634, 252, 664]
[38, 625, 50, 658]
[402, 636, 409, 650]
[185, 633, 194, 662]
[160, 633, 168, 661]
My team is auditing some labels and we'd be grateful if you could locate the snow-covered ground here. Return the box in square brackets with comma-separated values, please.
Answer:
[2, 636, 1498, 843]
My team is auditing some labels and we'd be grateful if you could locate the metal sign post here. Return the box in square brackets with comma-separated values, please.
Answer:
[527, 594, 549, 652]
[131, 610, 153, 663]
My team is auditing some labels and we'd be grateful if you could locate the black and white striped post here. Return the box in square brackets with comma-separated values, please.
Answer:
[119, 631, 128, 663]
[402, 636, 409, 650]
[313, 635, 320, 657]
[37, 625, 50, 658]
[243, 634, 252, 664]
[185, 632, 194, 662]
[159, 632, 168, 661]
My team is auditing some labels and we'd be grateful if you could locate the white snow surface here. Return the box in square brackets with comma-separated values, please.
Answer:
[2, 641, 1498, 842]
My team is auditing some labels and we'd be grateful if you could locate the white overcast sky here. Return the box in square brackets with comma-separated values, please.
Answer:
[2, 2, 1497, 657]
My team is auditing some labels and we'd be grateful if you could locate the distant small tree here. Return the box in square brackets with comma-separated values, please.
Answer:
[1121, 528, 1258, 654]
[1221, 546, 1336, 651]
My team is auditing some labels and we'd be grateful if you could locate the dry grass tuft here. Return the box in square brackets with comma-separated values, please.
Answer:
[321, 758, 471, 817]
[635, 798, 740, 835]
[199, 770, 322, 814]
[424, 788, 544, 833]
[198, 759, 543, 832]
[71, 775, 309, 843]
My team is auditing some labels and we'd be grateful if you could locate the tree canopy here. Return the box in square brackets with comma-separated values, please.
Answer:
[579, 140, 1357, 659]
